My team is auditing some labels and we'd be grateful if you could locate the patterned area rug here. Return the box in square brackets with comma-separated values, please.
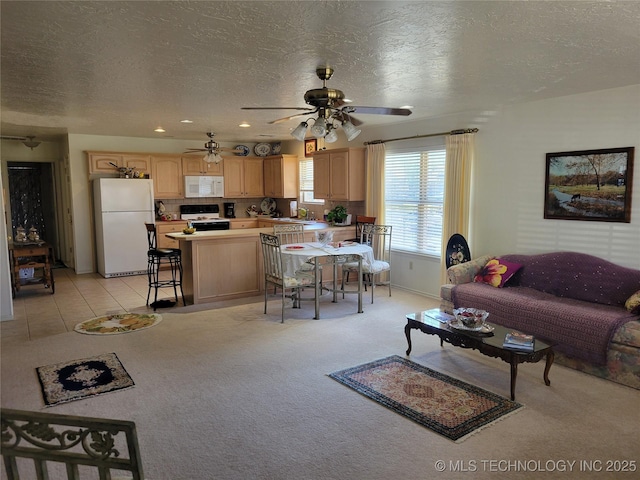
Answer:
[37, 353, 134, 406]
[74, 313, 162, 335]
[329, 355, 524, 442]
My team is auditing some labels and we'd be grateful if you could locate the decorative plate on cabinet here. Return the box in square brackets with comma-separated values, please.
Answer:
[234, 145, 250, 156]
[271, 142, 282, 155]
[254, 142, 272, 157]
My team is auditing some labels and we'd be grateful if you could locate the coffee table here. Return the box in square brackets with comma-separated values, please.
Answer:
[405, 310, 555, 400]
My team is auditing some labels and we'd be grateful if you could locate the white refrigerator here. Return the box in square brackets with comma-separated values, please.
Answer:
[94, 178, 155, 278]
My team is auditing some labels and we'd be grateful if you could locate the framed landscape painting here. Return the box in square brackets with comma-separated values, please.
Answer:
[544, 147, 634, 223]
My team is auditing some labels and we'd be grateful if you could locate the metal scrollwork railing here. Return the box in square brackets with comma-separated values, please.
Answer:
[1, 408, 144, 480]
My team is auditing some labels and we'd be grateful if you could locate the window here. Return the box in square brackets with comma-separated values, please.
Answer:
[299, 157, 324, 204]
[385, 146, 446, 256]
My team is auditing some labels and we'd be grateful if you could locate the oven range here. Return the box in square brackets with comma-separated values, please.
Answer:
[180, 204, 230, 231]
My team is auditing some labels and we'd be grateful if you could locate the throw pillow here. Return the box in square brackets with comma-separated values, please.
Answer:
[625, 290, 640, 314]
[474, 258, 523, 288]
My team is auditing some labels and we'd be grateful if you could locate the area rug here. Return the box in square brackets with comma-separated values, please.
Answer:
[328, 355, 524, 442]
[74, 313, 162, 335]
[37, 353, 135, 406]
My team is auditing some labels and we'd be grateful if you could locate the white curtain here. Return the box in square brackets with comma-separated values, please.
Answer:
[365, 143, 386, 223]
[441, 132, 475, 284]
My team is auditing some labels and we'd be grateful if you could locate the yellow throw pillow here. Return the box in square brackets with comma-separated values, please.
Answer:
[625, 290, 640, 314]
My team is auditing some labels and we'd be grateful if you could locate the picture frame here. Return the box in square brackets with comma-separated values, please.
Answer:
[544, 147, 634, 223]
[304, 138, 317, 157]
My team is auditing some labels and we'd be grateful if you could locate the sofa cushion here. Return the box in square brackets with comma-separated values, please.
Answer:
[447, 255, 494, 284]
[500, 252, 640, 307]
[474, 258, 522, 288]
[626, 290, 640, 314]
[451, 282, 638, 365]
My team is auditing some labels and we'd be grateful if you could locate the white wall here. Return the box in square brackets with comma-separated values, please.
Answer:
[360, 84, 640, 297]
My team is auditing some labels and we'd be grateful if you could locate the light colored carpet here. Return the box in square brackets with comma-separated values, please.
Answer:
[2, 289, 638, 479]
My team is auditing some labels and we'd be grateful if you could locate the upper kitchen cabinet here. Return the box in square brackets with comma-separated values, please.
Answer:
[263, 154, 299, 198]
[151, 155, 183, 199]
[224, 157, 264, 198]
[182, 155, 223, 176]
[313, 147, 365, 201]
[87, 152, 151, 176]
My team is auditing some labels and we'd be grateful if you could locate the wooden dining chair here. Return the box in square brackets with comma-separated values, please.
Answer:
[341, 224, 392, 303]
[260, 233, 317, 322]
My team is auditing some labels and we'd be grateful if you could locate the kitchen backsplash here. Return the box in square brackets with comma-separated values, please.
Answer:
[157, 197, 364, 221]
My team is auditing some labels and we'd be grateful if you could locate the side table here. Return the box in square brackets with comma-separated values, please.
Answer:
[9, 242, 55, 297]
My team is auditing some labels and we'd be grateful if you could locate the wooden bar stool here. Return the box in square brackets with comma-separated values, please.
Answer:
[145, 223, 185, 310]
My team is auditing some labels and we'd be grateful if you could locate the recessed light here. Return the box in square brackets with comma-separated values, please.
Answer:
[239, 122, 251, 128]
[343, 98, 353, 103]
[180, 119, 193, 124]
[400, 105, 413, 109]
[154, 127, 165, 133]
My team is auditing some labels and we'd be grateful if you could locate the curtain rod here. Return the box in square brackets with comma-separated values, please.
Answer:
[363, 128, 478, 145]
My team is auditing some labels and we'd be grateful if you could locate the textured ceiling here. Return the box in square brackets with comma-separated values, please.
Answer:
[1, 1, 639, 143]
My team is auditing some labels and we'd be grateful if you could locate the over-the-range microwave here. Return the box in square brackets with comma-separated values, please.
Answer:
[184, 175, 225, 198]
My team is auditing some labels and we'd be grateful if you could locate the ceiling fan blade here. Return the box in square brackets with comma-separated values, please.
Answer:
[348, 106, 412, 116]
[184, 149, 207, 153]
[219, 147, 244, 153]
[241, 107, 316, 111]
[268, 109, 319, 125]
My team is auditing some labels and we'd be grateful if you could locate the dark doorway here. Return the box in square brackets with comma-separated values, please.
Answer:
[7, 162, 59, 261]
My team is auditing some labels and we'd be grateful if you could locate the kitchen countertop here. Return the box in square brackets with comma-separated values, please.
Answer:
[166, 222, 338, 240]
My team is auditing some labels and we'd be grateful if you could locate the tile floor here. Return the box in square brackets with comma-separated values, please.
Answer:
[2, 268, 177, 342]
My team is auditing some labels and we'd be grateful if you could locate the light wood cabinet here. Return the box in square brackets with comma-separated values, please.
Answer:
[229, 219, 259, 229]
[182, 156, 223, 176]
[313, 147, 365, 201]
[151, 155, 183, 199]
[87, 152, 151, 175]
[224, 157, 264, 198]
[156, 221, 188, 249]
[263, 154, 299, 198]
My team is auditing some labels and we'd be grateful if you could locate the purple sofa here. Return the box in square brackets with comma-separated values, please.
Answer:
[440, 252, 640, 390]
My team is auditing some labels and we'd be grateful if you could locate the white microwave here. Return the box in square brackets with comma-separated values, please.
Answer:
[184, 175, 225, 198]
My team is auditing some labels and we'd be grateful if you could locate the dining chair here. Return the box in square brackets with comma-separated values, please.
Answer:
[273, 223, 322, 284]
[145, 223, 185, 310]
[341, 224, 392, 303]
[346, 215, 377, 243]
[260, 233, 317, 323]
[1, 408, 144, 480]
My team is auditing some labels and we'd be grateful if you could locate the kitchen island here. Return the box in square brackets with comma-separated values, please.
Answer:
[167, 221, 356, 305]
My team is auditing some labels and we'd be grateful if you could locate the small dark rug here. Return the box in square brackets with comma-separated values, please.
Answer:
[37, 353, 134, 406]
[329, 355, 524, 442]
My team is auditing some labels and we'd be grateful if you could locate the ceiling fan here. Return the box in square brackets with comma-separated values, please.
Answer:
[184, 132, 243, 163]
[241, 66, 412, 142]
[0, 135, 41, 149]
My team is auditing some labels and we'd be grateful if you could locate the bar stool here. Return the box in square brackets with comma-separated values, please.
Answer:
[145, 223, 185, 310]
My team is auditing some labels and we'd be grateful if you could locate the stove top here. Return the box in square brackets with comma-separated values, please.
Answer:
[181, 214, 224, 222]
[180, 204, 223, 221]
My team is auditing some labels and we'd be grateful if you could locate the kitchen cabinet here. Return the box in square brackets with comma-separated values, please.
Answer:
[182, 156, 223, 176]
[87, 152, 151, 175]
[156, 221, 188, 249]
[151, 155, 183, 199]
[224, 157, 264, 198]
[229, 219, 259, 229]
[313, 147, 365, 201]
[263, 154, 299, 198]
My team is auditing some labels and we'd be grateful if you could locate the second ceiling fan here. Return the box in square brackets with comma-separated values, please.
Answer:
[184, 132, 243, 163]
[242, 66, 411, 142]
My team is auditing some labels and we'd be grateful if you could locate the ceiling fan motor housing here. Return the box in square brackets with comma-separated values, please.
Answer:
[304, 88, 345, 108]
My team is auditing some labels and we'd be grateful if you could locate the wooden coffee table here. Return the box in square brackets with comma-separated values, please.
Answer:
[405, 310, 555, 400]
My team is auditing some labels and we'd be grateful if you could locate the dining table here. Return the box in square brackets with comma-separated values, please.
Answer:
[281, 241, 375, 319]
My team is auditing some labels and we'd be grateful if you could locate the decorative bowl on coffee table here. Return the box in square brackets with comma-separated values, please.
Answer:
[453, 308, 489, 329]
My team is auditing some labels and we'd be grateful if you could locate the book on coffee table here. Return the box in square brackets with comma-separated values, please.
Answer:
[503, 331, 535, 352]
[422, 308, 454, 324]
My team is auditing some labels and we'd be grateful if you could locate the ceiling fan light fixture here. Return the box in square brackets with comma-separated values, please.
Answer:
[203, 152, 223, 164]
[324, 126, 338, 143]
[22, 136, 41, 149]
[341, 120, 361, 141]
[310, 117, 327, 138]
[291, 121, 308, 141]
